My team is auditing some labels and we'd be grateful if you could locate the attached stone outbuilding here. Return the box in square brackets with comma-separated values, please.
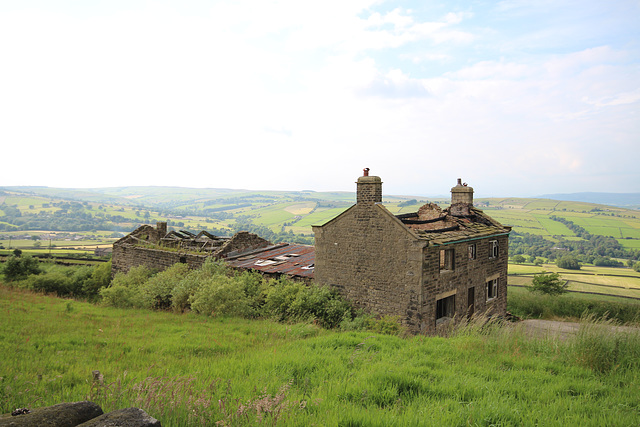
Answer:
[313, 171, 511, 335]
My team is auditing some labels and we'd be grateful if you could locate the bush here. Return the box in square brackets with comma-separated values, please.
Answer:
[171, 259, 228, 312]
[100, 265, 154, 308]
[189, 275, 254, 318]
[262, 277, 352, 328]
[24, 270, 72, 296]
[82, 262, 112, 299]
[139, 263, 190, 310]
[528, 272, 567, 296]
[2, 255, 41, 281]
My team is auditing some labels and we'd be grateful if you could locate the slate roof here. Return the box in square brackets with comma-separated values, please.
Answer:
[224, 243, 315, 279]
[396, 206, 511, 245]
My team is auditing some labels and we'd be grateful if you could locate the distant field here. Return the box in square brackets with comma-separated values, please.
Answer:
[508, 263, 640, 299]
[3, 188, 640, 253]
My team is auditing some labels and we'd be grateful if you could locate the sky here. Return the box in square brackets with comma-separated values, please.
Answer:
[1, 0, 638, 198]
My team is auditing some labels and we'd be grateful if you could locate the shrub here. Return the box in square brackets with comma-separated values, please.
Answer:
[189, 275, 254, 318]
[82, 261, 112, 299]
[2, 255, 41, 281]
[262, 277, 352, 328]
[139, 263, 190, 310]
[100, 265, 154, 308]
[171, 259, 227, 312]
[528, 272, 567, 296]
[24, 270, 72, 296]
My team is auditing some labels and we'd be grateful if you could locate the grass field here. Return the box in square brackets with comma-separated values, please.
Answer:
[3, 188, 640, 256]
[508, 263, 640, 299]
[1, 286, 639, 426]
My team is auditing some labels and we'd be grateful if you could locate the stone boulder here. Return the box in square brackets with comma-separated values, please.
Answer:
[0, 401, 103, 427]
[78, 408, 161, 427]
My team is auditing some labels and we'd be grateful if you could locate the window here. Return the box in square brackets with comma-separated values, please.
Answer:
[489, 240, 499, 259]
[439, 249, 455, 272]
[436, 294, 455, 322]
[468, 243, 476, 260]
[487, 278, 498, 301]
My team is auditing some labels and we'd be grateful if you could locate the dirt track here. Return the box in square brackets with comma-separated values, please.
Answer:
[519, 319, 638, 340]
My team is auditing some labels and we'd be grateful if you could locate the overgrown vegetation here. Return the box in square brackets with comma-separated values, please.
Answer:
[99, 260, 355, 329]
[1, 287, 639, 426]
[1, 257, 401, 333]
[508, 286, 640, 323]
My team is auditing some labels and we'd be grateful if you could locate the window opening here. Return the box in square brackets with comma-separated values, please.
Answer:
[468, 244, 476, 260]
[436, 294, 455, 322]
[439, 249, 455, 272]
[487, 278, 498, 301]
[489, 240, 499, 259]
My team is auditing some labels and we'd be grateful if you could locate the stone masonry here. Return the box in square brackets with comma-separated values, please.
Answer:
[313, 171, 510, 335]
[112, 225, 270, 276]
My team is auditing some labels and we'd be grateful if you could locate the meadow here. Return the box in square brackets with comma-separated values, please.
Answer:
[508, 263, 640, 299]
[4, 187, 640, 254]
[1, 286, 639, 426]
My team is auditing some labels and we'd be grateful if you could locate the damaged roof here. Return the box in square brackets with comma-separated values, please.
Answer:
[396, 205, 511, 245]
[224, 243, 315, 279]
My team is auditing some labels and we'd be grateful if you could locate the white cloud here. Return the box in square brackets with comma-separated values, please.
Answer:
[0, 1, 637, 195]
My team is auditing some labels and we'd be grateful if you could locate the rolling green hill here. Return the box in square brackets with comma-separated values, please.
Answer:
[2, 186, 640, 261]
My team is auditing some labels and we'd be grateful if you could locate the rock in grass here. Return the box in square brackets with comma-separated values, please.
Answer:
[0, 401, 103, 426]
[78, 408, 161, 427]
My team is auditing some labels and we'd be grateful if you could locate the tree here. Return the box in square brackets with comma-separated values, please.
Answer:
[512, 255, 525, 264]
[528, 272, 567, 296]
[557, 255, 580, 270]
[1, 255, 41, 281]
[534, 258, 544, 267]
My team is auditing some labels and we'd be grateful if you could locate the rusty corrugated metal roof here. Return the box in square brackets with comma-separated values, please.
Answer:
[224, 243, 315, 278]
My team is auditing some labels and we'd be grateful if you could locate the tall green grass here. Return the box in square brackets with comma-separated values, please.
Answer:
[507, 286, 640, 323]
[1, 287, 639, 426]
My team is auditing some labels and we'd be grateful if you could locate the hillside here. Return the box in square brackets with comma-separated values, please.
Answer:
[2, 186, 640, 261]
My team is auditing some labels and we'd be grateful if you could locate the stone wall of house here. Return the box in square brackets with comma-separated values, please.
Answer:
[112, 244, 210, 275]
[422, 234, 509, 335]
[313, 204, 425, 333]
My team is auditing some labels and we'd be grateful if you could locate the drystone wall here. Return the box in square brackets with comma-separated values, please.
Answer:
[112, 245, 209, 276]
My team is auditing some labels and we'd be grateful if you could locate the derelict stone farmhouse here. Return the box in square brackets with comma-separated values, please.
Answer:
[113, 171, 510, 334]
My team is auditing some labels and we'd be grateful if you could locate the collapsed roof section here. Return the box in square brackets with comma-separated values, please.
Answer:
[113, 222, 271, 259]
[395, 203, 511, 245]
[162, 229, 228, 253]
[113, 222, 313, 279]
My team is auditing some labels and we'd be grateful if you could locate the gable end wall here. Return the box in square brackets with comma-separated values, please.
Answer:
[314, 204, 424, 332]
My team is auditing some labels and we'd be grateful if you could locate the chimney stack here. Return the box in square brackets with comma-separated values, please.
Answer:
[156, 222, 168, 239]
[356, 168, 382, 204]
[450, 178, 474, 205]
